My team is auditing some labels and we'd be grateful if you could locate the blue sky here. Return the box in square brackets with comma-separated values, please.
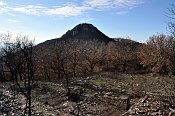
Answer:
[0, 0, 174, 44]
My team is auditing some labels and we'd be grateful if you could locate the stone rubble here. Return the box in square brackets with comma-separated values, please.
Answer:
[1, 78, 175, 116]
[122, 95, 174, 116]
[0, 84, 43, 116]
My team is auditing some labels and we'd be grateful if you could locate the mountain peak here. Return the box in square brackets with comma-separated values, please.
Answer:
[73, 23, 95, 31]
[60, 23, 114, 43]
[38, 23, 115, 46]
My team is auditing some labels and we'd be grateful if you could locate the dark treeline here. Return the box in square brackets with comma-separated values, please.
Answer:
[34, 34, 175, 81]
[1, 33, 175, 82]
[34, 38, 141, 80]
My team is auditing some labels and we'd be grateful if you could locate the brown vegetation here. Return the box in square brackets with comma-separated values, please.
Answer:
[0, 4, 175, 115]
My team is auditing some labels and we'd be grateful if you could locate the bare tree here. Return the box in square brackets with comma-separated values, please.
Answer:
[105, 38, 140, 73]
[0, 56, 5, 82]
[104, 42, 117, 70]
[66, 39, 83, 77]
[50, 40, 71, 96]
[34, 48, 52, 81]
[0, 33, 35, 116]
[167, 4, 175, 36]
[138, 34, 175, 75]
[48, 39, 106, 97]
[80, 40, 105, 73]
[21, 42, 35, 116]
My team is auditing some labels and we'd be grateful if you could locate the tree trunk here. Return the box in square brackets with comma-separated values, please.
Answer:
[122, 60, 127, 73]
[65, 74, 70, 97]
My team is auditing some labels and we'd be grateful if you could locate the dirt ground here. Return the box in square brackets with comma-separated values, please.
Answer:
[1, 72, 175, 115]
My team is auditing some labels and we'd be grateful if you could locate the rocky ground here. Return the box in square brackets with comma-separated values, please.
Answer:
[1, 73, 175, 116]
[122, 95, 175, 116]
[0, 83, 42, 116]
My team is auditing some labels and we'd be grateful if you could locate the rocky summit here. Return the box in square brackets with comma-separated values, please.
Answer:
[38, 23, 115, 46]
